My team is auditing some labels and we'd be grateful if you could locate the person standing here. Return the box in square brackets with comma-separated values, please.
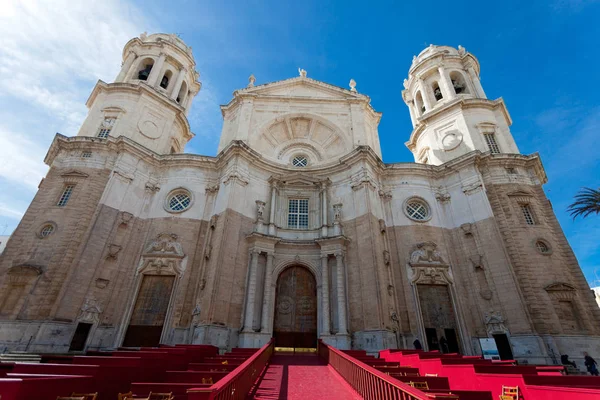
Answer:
[413, 338, 423, 350]
[584, 352, 599, 376]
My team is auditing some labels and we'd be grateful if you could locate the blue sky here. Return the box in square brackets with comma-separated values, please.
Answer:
[0, 0, 599, 283]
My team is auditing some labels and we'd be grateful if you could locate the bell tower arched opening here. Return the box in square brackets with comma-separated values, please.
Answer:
[273, 265, 317, 349]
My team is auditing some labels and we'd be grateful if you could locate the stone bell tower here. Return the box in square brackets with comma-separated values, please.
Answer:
[76, 33, 202, 154]
[402, 45, 519, 165]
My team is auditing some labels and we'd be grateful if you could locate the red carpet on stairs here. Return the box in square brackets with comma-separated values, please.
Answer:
[251, 353, 360, 400]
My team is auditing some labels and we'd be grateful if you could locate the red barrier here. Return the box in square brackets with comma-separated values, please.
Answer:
[132, 382, 211, 399]
[318, 340, 454, 399]
[0, 375, 94, 400]
[187, 339, 274, 400]
[165, 371, 229, 383]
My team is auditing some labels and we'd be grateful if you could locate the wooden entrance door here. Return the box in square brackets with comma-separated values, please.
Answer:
[418, 284, 461, 353]
[273, 266, 317, 349]
[123, 275, 175, 347]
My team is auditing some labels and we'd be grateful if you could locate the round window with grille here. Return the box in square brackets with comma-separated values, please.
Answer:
[292, 155, 308, 168]
[535, 240, 551, 255]
[165, 189, 193, 213]
[39, 224, 55, 238]
[404, 198, 431, 222]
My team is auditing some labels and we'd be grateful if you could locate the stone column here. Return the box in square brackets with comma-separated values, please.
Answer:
[170, 68, 188, 100]
[243, 249, 259, 332]
[467, 66, 486, 98]
[407, 100, 419, 126]
[268, 183, 277, 236]
[437, 66, 455, 100]
[147, 53, 166, 87]
[321, 185, 328, 237]
[335, 252, 348, 334]
[419, 78, 434, 111]
[260, 253, 275, 332]
[116, 51, 137, 82]
[321, 255, 331, 334]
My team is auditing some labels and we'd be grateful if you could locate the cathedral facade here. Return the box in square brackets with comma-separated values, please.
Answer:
[0, 33, 598, 363]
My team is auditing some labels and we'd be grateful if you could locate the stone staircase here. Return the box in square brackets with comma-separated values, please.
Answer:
[0, 351, 41, 363]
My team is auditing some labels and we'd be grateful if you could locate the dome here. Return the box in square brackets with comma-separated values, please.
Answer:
[414, 45, 461, 64]
[143, 33, 191, 53]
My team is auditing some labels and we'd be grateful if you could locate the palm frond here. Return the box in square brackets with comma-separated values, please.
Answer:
[567, 187, 600, 220]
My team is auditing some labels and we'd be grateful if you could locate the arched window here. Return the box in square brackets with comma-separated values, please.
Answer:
[137, 58, 154, 81]
[449, 71, 469, 95]
[176, 81, 188, 104]
[415, 91, 425, 115]
[432, 82, 443, 101]
[160, 70, 172, 89]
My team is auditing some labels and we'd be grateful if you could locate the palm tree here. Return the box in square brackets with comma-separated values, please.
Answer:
[567, 187, 600, 220]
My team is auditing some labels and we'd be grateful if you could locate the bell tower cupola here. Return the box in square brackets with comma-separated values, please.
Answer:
[77, 33, 202, 154]
[403, 45, 519, 165]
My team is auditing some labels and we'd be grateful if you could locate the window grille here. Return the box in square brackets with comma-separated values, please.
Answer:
[57, 185, 74, 207]
[520, 204, 535, 225]
[405, 199, 430, 221]
[292, 155, 308, 167]
[484, 133, 500, 154]
[535, 241, 550, 253]
[40, 225, 55, 238]
[81, 151, 92, 158]
[168, 192, 192, 212]
[97, 117, 116, 139]
[288, 198, 309, 229]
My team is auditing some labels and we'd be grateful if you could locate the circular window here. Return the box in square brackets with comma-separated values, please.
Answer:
[535, 240, 551, 255]
[165, 189, 192, 213]
[292, 155, 308, 168]
[39, 224, 55, 238]
[404, 198, 431, 222]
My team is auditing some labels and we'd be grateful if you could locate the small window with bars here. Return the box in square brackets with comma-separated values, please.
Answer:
[97, 117, 116, 139]
[483, 133, 500, 154]
[288, 198, 309, 229]
[81, 151, 92, 158]
[57, 185, 75, 207]
[520, 204, 535, 225]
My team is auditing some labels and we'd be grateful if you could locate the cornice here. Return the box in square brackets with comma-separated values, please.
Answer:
[405, 97, 511, 151]
[44, 135, 547, 187]
[44, 134, 217, 170]
[85, 81, 194, 141]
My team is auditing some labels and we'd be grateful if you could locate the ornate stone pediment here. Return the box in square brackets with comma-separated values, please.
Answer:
[408, 242, 452, 285]
[545, 282, 576, 300]
[484, 310, 508, 335]
[143, 233, 184, 258]
[61, 170, 89, 184]
[79, 296, 102, 323]
[269, 173, 329, 188]
[236, 76, 366, 100]
[409, 242, 446, 266]
[507, 190, 534, 204]
[545, 282, 576, 292]
[138, 233, 186, 276]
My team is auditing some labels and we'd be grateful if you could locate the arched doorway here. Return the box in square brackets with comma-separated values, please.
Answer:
[273, 266, 317, 349]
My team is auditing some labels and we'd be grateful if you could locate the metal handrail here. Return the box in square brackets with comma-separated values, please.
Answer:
[187, 339, 274, 400]
[318, 340, 457, 399]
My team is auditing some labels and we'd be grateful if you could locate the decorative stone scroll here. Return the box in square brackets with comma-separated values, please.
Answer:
[118, 211, 134, 227]
[137, 233, 186, 276]
[408, 242, 453, 285]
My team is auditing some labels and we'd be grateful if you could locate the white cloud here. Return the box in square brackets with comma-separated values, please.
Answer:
[0, 0, 155, 223]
